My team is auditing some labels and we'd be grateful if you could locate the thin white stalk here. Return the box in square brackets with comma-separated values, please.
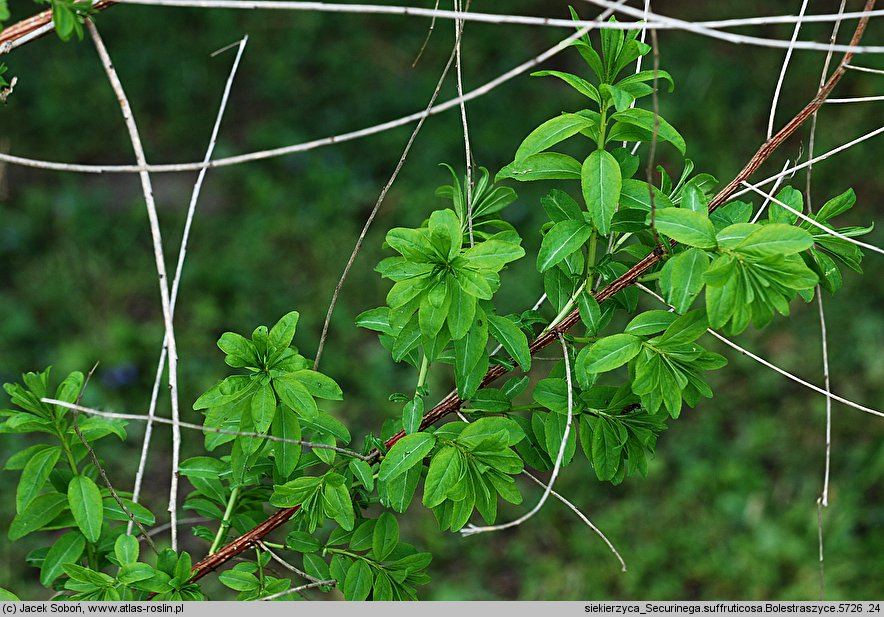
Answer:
[454, 0, 475, 247]
[740, 182, 884, 257]
[846, 64, 884, 75]
[581, 0, 884, 53]
[41, 399, 371, 460]
[729, 126, 884, 202]
[749, 160, 791, 224]
[461, 333, 574, 536]
[88, 21, 182, 550]
[260, 580, 336, 601]
[256, 541, 321, 582]
[129, 35, 248, 535]
[825, 95, 884, 103]
[635, 284, 884, 419]
[96, 0, 884, 53]
[521, 469, 627, 572]
[767, 0, 809, 140]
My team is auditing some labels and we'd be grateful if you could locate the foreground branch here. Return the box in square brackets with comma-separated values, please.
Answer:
[184, 0, 876, 585]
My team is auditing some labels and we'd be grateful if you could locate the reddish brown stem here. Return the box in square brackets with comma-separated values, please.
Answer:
[183, 0, 872, 584]
[0, 1, 117, 48]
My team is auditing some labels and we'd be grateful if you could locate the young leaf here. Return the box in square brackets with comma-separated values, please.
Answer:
[402, 396, 424, 435]
[537, 220, 592, 273]
[67, 475, 104, 543]
[530, 70, 601, 103]
[422, 446, 464, 508]
[515, 113, 596, 161]
[660, 248, 710, 314]
[268, 311, 300, 352]
[652, 208, 717, 249]
[487, 314, 531, 371]
[250, 383, 277, 434]
[496, 153, 582, 182]
[578, 334, 642, 374]
[378, 432, 436, 483]
[271, 408, 301, 478]
[735, 224, 814, 257]
[610, 108, 686, 154]
[372, 512, 399, 562]
[582, 149, 622, 235]
[40, 531, 86, 586]
[16, 445, 60, 513]
[343, 559, 373, 601]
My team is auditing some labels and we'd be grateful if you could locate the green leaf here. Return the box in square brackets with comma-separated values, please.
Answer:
[515, 113, 596, 161]
[541, 189, 583, 222]
[102, 497, 155, 525]
[402, 396, 424, 435]
[343, 559, 372, 601]
[372, 512, 399, 562]
[219, 570, 260, 592]
[68, 475, 103, 543]
[579, 334, 642, 374]
[610, 108, 686, 154]
[16, 445, 60, 513]
[40, 531, 86, 586]
[217, 332, 258, 366]
[270, 476, 322, 508]
[0, 588, 20, 602]
[355, 307, 392, 334]
[619, 179, 674, 211]
[459, 417, 525, 448]
[322, 474, 355, 530]
[533, 378, 570, 414]
[286, 530, 321, 553]
[530, 71, 600, 103]
[288, 369, 343, 401]
[581, 149, 622, 235]
[496, 153, 582, 182]
[735, 224, 814, 257]
[537, 220, 592, 273]
[250, 383, 277, 434]
[271, 408, 301, 478]
[661, 248, 710, 314]
[117, 563, 155, 586]
[378, 432, 436, 482]
[447, 282, 477, 341]
[386, 227, 434, 262]
[428, 209, 462, 261]
[681, 183, 708, 214]
[268, 311, 300, 351]
[114, 534, 139, 565]
[652, 208, 717, 249]
[273, 375, 317, 419]
[422, 446, 464, 508]
[814, 188, 856, 222]
[349, 459, 374, 492]
[9, 492, 68, 540]
[487, 314, 531, 371]
[600, 83, 634, 112]
[591, 418, 624, 481]
[625, 310, 678, 335]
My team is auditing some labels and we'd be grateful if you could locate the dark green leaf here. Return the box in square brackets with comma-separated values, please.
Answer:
[496, 153, 582, 182]
[403, 396, 424, 435]
[541, 189, 583, 223]
[422, 446, 464, 508]
[250, 383, 276, 434]
[218, 570, 260, 592]
[271, 408, 301, 478]
[349, 459, 374, 492]
[579, 334, 642, 374]
[582, 149, 622, 235]
[372, 512, 399, 561]
[67, 475, 103, 543]
[610, 108, 686, 154]
[268, 311, 300, 352]
[515, 113, 596, 161]
[16, 445, 60, 513]
[652, 208, 717, 249]
[530, 71, 600, 103]
[40, 532, 86, 586]
[487, 314, 531, 371]
[537, 220, 592, 273]
[343, 560, 372, 601]
[378, 433, 436, 483]
[660, 248, 710, 314]
[9, 492, 68, 540]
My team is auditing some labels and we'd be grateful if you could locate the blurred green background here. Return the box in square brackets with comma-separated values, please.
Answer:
[1, 0, 883, 600]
